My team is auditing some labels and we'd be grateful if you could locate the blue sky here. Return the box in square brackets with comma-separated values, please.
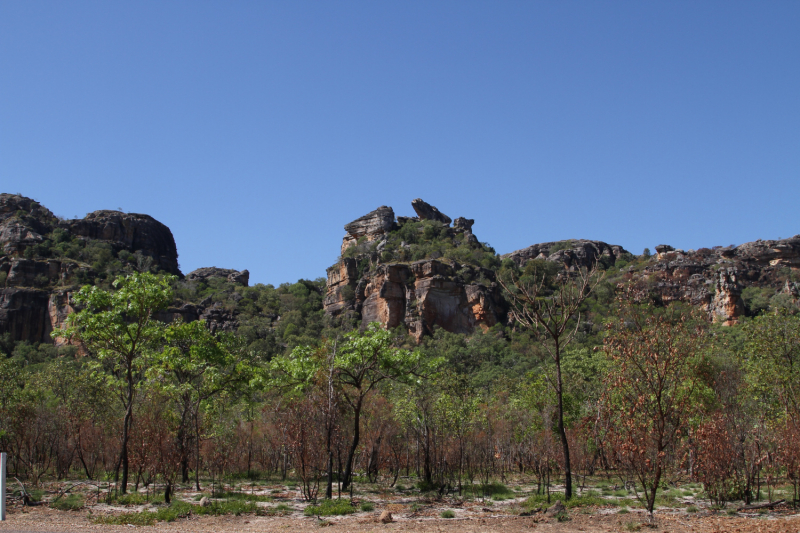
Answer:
[2, 1, 798, 285]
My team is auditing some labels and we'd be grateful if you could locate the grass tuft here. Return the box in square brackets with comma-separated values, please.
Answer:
[304, 499, 356, 516]
[94, 499, 257, 525]
[50, 494, 85, 511]
[360, 501, 374, 512]
[441, 509, 455, 518]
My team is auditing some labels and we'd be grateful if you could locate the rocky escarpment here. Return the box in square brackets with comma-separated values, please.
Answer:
[0, 194, 234, 344]
[627, 236, 800, 325]
[64, 210, 180, 275]
[502, 239, 631, 271]
[326, 200, 506, 342]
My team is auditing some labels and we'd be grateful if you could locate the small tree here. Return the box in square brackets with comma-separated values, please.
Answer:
[499, 262, 601, 499]
[271, 323, 423, 492]
[602, 298, 709, 521]
[149, 320, 251, 490]
[55, 272, 174, 494]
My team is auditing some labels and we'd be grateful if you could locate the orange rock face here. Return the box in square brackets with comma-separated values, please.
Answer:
[325, 258, 506, 342]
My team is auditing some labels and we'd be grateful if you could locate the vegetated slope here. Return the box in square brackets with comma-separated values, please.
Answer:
[3, 192, 798, 365]
[325, 198, 800, 340]
[0, 193, 336, 364]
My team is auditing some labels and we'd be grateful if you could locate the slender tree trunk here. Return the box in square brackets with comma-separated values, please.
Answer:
[555, 345, 572, 500]
[120, 403, 132, 494]
[341, 398, 362, 491]
[194, 411, 201, 491]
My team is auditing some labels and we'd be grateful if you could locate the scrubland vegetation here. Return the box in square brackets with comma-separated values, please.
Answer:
[1, 231, 799, 529]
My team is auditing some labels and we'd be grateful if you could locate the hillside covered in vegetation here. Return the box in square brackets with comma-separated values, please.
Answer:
[1, 192, 800, 528]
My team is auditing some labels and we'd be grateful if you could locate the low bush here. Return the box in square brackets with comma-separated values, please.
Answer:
[360, 501, 375, 512]
[108, 492, 152, 505]
[94, 500, 257, 525]
[441, 509, 455, 518]
[304, 499, 356, 516]
[51, 494, 84, 511]
[564, 493, 609, 508]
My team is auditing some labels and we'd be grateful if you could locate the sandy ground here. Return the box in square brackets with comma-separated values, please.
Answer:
[2, 505, 800, 533]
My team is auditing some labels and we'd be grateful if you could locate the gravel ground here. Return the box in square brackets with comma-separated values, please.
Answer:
[2, 505, 800, 533]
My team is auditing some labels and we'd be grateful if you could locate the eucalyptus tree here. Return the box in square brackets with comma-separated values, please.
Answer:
[602, 299, 710, 522]
[54, 272, 175, 494]
[499, 262, 601, 500]
[271, 322, 423, 493]
[149, 319, 253, 491]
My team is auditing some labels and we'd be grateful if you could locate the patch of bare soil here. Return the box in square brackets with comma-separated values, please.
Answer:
[2, 505, 800, 533]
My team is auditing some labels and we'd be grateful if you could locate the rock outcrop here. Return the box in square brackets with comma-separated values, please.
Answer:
[0, 194, 184, 343]
[502, 239, 631, 271]
[341, 206, 397, 254]
[629, 235, 800, 324]
[709, 269, 745, 326]
[0, 194, 57, 255]
[326, 200, 505, 341]
[186, 267, 249, 286]
[326, 257, 505, 342]
[64, 210, 180, 275]
[411, 198, 452, 225]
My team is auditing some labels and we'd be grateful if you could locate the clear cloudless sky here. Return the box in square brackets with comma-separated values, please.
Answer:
[2, 1, 799, 285]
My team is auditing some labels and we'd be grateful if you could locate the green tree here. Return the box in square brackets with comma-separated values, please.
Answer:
[149, 319, 252, 495]
[54, 272, 175, 494]
[272, 323, 423, 491]
[743, 312, 800, 422]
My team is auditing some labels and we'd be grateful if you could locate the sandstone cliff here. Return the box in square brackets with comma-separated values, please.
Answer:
[0, 194, 186, 344]
[627, 236, 800, 325]
[325, 200, 506, 342]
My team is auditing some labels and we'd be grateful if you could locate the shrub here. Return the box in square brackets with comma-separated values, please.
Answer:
[304, 499, 356, 516]
[51, 494, 84, 511]
[440, 510, 455, 518]
[472, 481, 513, 498]
[108, 492, 152, 505]
[360, 501, 374, 512]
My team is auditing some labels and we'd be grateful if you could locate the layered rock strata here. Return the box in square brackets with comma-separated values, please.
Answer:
[326, 257, 505, 342]
[341, 206, 397, 254]
[627, 235, 800, 325]
[326, 200, 505, 341]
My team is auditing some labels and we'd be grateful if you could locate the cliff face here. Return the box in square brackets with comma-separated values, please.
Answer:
[325, 200, 506, 342]
[64, 210, 180, 275]
[0, 194, 183, 343]
[326, 257, 505, 342]
[627, 237, 800, 325]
